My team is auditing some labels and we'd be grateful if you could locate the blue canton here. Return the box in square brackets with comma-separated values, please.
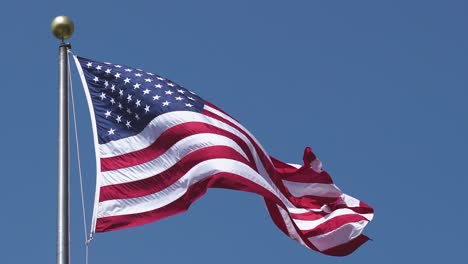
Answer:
[77, 56, 205, 144]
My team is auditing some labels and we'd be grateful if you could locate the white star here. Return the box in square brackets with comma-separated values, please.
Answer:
[125, 68, 133, 72]
[127, 94, 132, 102]
[119, 89, 124, 96]
[127, 108, 132, 114]
[189, 90, 197, 94]
[116, 115, 122, 123]
[147, 72, 154, 76]
[96, 65, 102, 70]
[152, 95, 160, 100]
[126, 121, 132, 128]
[167, 83, 175, 87]
[110, 85, 116, 92]
[165, 90, 173, 95]
[135, 99, 141, 107]
[114, 72, 121, 78]
[104, 110, 112, 118]
[177, 89, 185, 94]
[135, 113, 140, 120]
[188, 96, 195, 101]
[105, 68, 112, 74]
[175, 96, 183, 101]
[86, 62, 92, 68]
[135, 73, 142, 77]
[185, 103, 193, 107]
[124, 77, 131, 84]
[157, 77, 164, 81]
[110, 98, 115, 105]
[144, 105, 150, 113]
[115, 65, 122, 68]
[155, 84, 163, 89]
[108, 128, 115, 135]
[133, 83, 141, 89]
[145, 78, 153, 83]
[104, 80, 109, 87]
[162, 101, 170, 106]
[118, 103, 123, 109]
[143, 88, 151, 95]
[100, 92, 106, 100]
[104, 62, 112, 65]
[93, 76, 99, 82]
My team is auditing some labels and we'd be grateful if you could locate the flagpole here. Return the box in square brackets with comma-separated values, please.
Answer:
[51, 16, 74, 264]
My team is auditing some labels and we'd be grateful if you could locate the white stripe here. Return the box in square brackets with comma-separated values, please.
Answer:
[99, 111, 205, 157]
[275, 204, 308, 247]
[293, 208, 373, 231]
[286, 163, 301, 169]
[283, 180, 342, 198]
[287, 207, 326, 214]
[341, 194, 361, 207]
[203, 105, 280, 207]
[308, 220, 369, 251]
[204, 105, 272, 163]
[97, 159, 295, 218]
[100, 110, 260, 158]
[101, 133, 248, 186]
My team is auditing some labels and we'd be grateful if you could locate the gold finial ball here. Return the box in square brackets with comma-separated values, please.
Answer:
[51, 16, 74, 40]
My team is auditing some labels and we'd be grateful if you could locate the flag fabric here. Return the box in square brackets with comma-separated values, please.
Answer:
[74, 55, 374, 256]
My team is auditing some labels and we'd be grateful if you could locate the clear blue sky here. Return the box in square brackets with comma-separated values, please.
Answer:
[1, 0, 467, 263]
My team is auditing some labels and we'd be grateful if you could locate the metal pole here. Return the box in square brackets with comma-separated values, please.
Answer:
[57, 42, 71, 264]
[51, 16, 74, 264]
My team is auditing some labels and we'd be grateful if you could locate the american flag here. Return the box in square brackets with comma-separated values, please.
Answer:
[74, 55, 374, 256]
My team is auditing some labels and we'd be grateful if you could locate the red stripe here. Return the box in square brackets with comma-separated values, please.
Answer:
[290, 195, 340, 209]
[263, 199, 320, 253]
[202, 109, 287, 192]
[101, 122, 257, 172]
[321, 235, 370, 256]
[96, 173, 286, 232]
[359, 201, 373, 210]
[264, 202, 324, 253]
[264, 200, 290, 235]
[333, 203, 375, 214]
[204, 102, 239, 122]
[302, 214, 370, 237]
[282, 169, 334, 184]
[99, 146, 253, 202]
[271, 156, 333, 184]
[270, 156, 303, 174]
[289, 194, 374, 214]
[290, 210, 328, 221]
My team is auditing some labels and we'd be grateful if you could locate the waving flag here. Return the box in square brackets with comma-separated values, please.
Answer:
[74, 55, 374, 256]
